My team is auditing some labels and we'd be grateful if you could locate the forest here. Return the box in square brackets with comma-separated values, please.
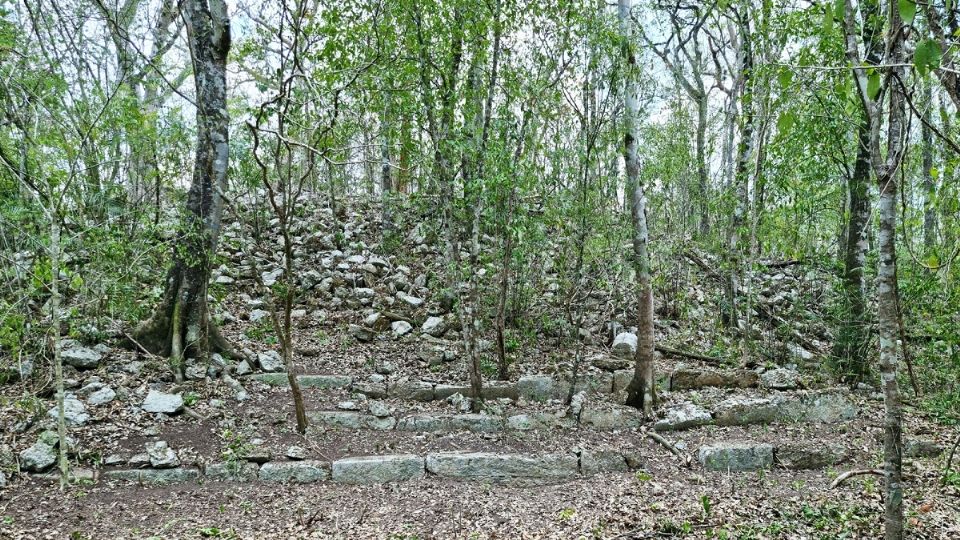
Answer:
[0, 0, 958, 538]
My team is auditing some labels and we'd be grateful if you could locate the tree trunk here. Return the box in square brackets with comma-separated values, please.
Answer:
[835, 119, 872, 382]
[131, 0, 231, 380]
[619, 0, 655, 416]
[725, 17, 753, 332]
[695, 90, 710, 237]
[381, 102, 393, 240]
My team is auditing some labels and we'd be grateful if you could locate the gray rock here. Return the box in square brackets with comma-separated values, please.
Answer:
[249, 309, 270, 323]
[337, 401, 360, 411]
[87, 387, 116, 406]
[421, 316, 447, 337]
[654, 403, 713, 431]
[396, 413, 504, 433]
[104, 468, 199, 485]
[146, 441, 180, 469]
[391, 320, 413, 336]
[611, 370, 634, 394]
[0, 471, 6, 487]
[286, 446, 308, 460]
[331, 454, 425, 484]
[61, 346, 101, 370]
[20, 442, 56, 472]
[204, 461, 259, 482]
[257, 351, 285, 373]
[775, 442, 846, 469]
[47, 396, 90, 426]
[128, 453, 150, 467]
[353, 381, 388, 399]
[434, 384, 472, 400]
[141, 390, 184, 414]
[397, 293, 424, 308]
[698, 442, 774, 471]
[363, 312, 390, 331]
[578, 405, 645, 431]
[517, 375, 554, 401]
[234, 360, 253, 376]
[259, 461, 330, 483]
[580, 450, 629, 475]
[760, 368, 800, 390]
[349, 324, 374, 342]
[506, 413, 572, 431]
[426, 452, 578, 480]
[904, 439, 944, 458]
[802, 390, 857, 423]
[611, 333, 637, 358]
[367, 401, 391, 417]
[670, 368, 759, 390]
[392, 380, 435, 401]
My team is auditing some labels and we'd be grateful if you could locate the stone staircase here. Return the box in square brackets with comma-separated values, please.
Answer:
[43, 363, 868, 488]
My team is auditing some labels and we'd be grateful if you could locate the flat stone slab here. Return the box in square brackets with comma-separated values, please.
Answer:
[331, 454, 425, 484]
[699, 442, 774, 472]
[141, 390, 184, 414]
[713, 389, 856, 426]
[205, 461, 260, 482]
[671, 368, 759, 390]
[391, 380, 435, 401]
[578, 406, 645, 430]
[307, 411, 396, 431]
[104, 468, 200, 485]
[396, 413, 504, 433]
[516, 375, 554, 402]
[259, 461, 330, 483]
[425, 452, 578, 480]
[506, 413, 573, 431]
[251, 374, 353, 389]
[654, 403, 713, 431]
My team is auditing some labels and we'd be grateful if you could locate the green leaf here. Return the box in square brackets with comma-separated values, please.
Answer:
[834, 0, 846, 19]
[867, 71, 881, 100]
[777, 67, 793, 89]
[823, 3, 834, 35]
[898, 0, 916, 25]
[914, 39, 942, 77]
[777, 112, 795, 134]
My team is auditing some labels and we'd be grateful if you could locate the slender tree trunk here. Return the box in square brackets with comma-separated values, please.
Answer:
[50, 213, 68, 488]
[619, 0, 655, 415]
[835, 119, 872, 381]
[726, 17, 753, 332]
[695, 91, 710, 237]
[381, 102, 393, 240]
[131, 0, 231, 379]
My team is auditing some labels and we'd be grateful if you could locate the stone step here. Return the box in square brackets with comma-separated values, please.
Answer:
[654, 388, 857, 431]
[300, 388, 857, 435]
[306, 405, 644, 434]
[248, 372, 671, 403]
[35, 436, 844, 488]
[58, 449, 646, 487]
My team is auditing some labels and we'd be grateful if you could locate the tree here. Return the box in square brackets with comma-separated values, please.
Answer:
[619, 0, 655, 415]
[843, 1, 908, 537]
[131, 0, 231, 380]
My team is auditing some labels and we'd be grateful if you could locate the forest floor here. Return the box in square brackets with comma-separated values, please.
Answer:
[1, 208, 959, 539]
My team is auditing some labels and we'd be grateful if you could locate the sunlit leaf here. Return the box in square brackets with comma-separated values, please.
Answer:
[899, 0, 917, 25]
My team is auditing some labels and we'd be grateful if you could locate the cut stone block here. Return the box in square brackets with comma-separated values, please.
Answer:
[331, 454, 425, 484]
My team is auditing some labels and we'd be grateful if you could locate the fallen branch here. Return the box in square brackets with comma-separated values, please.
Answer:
[647, 431, 691, 467]
[830, 468, 884, 489]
